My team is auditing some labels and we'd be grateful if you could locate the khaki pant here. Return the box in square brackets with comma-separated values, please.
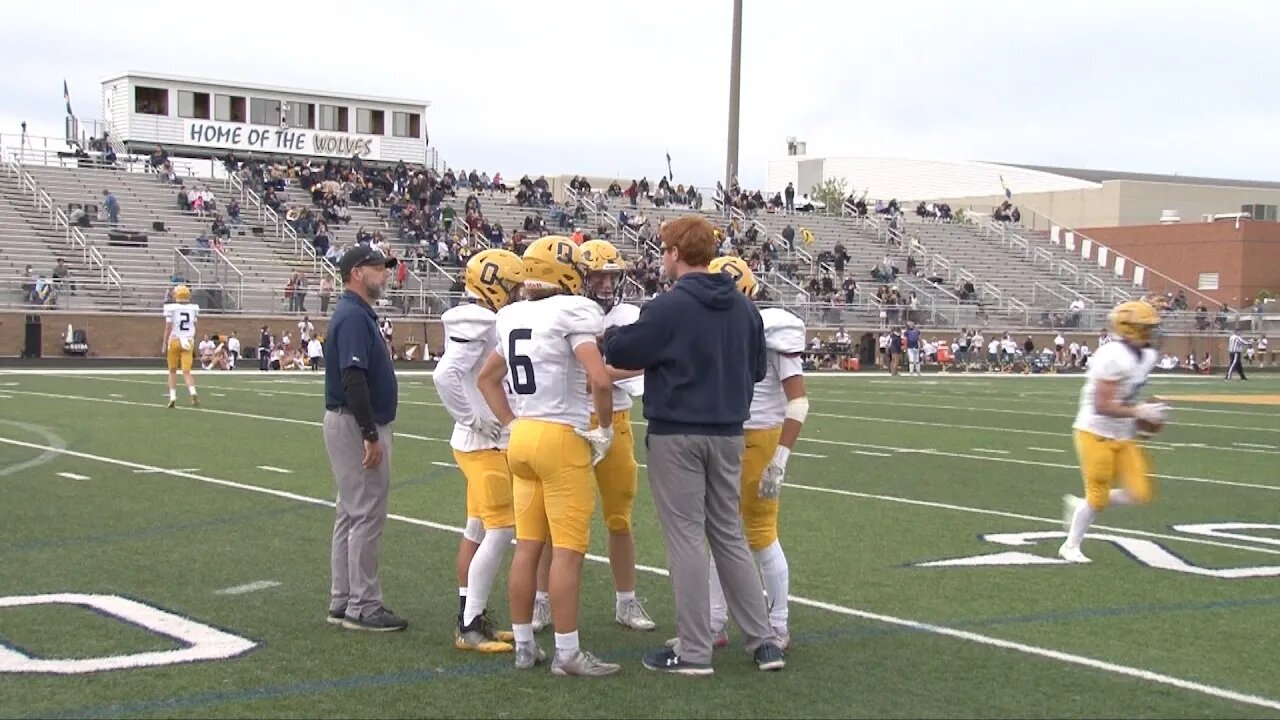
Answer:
[324, 410, 393, 618]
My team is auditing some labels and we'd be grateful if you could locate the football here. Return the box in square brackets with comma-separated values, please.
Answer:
[1136, 418, 1164, 436]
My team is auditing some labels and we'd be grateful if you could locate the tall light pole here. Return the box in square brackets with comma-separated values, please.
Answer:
[725, 0, 743, 189]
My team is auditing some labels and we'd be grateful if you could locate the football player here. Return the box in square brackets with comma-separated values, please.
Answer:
[162, 284, 200, 408]
[705, 256, 806, 650]
[1059, 300, 1167, 563]
[476, 235, 620, 677]
[579, 239, 656, 632]
[433, 248, 525, 653]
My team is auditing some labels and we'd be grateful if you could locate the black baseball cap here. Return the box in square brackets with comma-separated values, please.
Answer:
[338, 245, 397, 280]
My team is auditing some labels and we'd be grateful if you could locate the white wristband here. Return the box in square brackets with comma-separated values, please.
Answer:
[772, 445, 791, 467]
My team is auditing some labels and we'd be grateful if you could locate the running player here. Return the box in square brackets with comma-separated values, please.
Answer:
[1059, 300, 1167, 563]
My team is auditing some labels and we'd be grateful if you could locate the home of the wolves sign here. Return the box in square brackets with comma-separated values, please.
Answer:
[182, 120, 381, 160]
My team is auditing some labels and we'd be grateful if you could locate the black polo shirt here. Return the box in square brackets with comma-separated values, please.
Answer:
[324, 290, 398, 425]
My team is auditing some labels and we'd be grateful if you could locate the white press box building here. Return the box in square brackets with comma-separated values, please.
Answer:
[99, 71, 431, 165]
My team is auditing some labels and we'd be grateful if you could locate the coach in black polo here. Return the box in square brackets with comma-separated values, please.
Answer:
[323, 246, 405, 632]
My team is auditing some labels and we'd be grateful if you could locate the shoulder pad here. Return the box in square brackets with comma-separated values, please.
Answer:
[760, 307, 806, 354]
[605, 302, 641, 328]
[553, 295, 605, 336]
[442, 303, 496, 342]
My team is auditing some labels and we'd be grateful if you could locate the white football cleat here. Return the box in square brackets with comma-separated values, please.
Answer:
[1057, 543, 1091, 564]
[531, 598, 552, 633]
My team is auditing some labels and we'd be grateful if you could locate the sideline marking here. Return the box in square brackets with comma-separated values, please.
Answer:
[214, 580, 281, 596]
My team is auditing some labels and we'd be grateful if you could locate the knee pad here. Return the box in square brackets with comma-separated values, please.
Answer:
[463, 517, 485, 544]
[745, 521, 778, 552]
[1130, 484, 1156, 505]
[1084, 487, 1110, 512]
[605, 512, 632, 534]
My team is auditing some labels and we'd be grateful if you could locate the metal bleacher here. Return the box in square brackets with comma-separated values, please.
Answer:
[2, 151, 325, 313]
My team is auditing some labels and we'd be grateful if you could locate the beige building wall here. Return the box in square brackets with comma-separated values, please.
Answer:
[937, 181, 1280, 229]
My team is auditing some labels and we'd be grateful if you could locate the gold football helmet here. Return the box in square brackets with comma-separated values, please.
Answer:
[522, 235, 585, 295]
[465, 248, 525, 311]
[1108, 300, 1160, 346]
[708, 255, 758, 298]
[580, 239, 625, 309]
[173, 284, 192, 303]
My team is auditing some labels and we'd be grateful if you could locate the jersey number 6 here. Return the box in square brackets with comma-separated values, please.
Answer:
[508, 328, 537, 394]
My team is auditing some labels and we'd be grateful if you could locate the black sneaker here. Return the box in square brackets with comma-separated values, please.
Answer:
[754, 641, 786, 671]
[341, 607, 408, 632]
[642, 647, 713, 676]
[326, 609, 345, 626]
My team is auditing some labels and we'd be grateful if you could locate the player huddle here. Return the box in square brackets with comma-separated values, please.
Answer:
[431, 236, 807, 677]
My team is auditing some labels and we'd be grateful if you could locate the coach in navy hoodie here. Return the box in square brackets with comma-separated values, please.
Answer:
[604, 216, 786, 674]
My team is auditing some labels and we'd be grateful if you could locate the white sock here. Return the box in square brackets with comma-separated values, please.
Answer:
[462, 527, 512, 625]
[512, 623, 534, 644]
[708, 555, 728, 633]
[1065, 501, 1097, 548]
[188, 385, 197, 396]
[169, 389, 177, 401]
[459, 587, 468, 597]
[535, 590, 549, 605]
[753, 541, 790, 630]
[554, 630, 579, 657]
[1109, 489, 1135, 506]
[615, 590, 635, 611]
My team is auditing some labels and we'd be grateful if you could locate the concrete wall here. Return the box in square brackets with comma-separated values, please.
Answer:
[0, 311, 1233, 366]
[0, 313, 444, 360]
[1077, 221, 1280, 307]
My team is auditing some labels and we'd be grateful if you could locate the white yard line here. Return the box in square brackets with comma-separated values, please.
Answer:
[55, 472, 90, 480]
[0, 435, 1276, 714]
[854, 450, 892, 457]
[1026, 447, 1066, 454]
[214, 580, 281, 596]
[257, 465, 292, 474]
[5, 388, 1275, 494]
[134, 467, 201, 474]
[971, 448, 1011, 455]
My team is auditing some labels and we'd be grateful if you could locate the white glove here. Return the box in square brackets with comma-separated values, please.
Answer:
[1134, 403, 1169, 424]
[759, 446, 790, 499]
[467, 418, 503, 443]
[574, 426, 614, 466]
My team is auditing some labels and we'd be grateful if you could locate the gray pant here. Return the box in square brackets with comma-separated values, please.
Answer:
[323, 410, 393, 618]
[646, 433, 773, 664]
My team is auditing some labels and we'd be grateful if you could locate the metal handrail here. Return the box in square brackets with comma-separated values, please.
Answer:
[6, 156, 123, 288]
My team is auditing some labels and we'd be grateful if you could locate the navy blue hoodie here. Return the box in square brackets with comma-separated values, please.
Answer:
[603, 271, 766, 436]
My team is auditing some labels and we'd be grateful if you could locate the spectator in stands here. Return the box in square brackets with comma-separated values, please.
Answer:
[51, 259, 72, 296]
[211, 215, 230, 240]
[227, 198, 242, 225]
[288, 270, 309, 313]
[784, 182, 795, 212]
[101, 189, 119, 226]
[319, 275, 333, 315]
[313, 224, 331, 257]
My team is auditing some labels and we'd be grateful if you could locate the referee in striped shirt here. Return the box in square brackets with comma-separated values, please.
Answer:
[1226, 328, 1251, 380]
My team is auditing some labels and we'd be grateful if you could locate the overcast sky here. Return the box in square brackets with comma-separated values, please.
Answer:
[3, 0, 1278, 188]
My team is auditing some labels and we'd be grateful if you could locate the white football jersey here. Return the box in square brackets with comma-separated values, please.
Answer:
[602, 302, 643, 412]
[746, 308, 806, 431]
[435, 302, 509, 452]
[163, 303, 199, 342]
[496, 294, 604, 430]
[1073, 341, 1159, 440]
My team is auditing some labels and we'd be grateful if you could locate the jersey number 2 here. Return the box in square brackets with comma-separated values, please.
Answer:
[508, 328, 536, 394]
[178, 311, 192, 332]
